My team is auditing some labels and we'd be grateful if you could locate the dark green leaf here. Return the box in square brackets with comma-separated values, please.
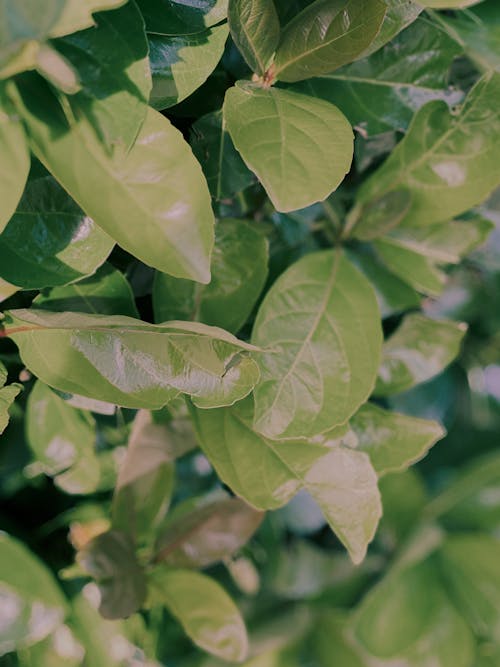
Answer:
[251, 250, 382, 440]
[274, 0, 387, 83]
[149, 568, 248, 661]
[224, 82, 353, 212]
[0, 172, 114, 289]
[149, 25, 228, 110]
[350, 189, 412, 241]
[361, 0, 423, 57]
[77, 530, 147, 619]
[5, 308, 260, 409]
[12, 74, 214, 283]
[137, 0, 228, 36]
[228, 0, 280, 76]
[375, 314, 467, 396]
[153, 218, 268, 334]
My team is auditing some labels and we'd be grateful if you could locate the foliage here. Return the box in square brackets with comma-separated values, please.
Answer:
[0, 0, 499, 665]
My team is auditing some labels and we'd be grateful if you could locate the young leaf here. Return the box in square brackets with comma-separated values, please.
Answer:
[0, 85, 30, 233]
[0, 532, 67, 655]
[137, 0, 228, 36]
[190, 396, 382, 564]
[154, 492, 263, 567]
[224, 82, 353, 213]
[228, 0, 280, 76]
[34, 263, 139, 317]
[12, 74, 214, 283]
[301, 19, 463, 135]
[251, 250, 382, 440]
[0, 173, 114, 289]
[52, 1, 152, 151]
[273, 0, 387, 83]
[5, 309, 259, 409]
[375, 314, 467, 396]
[153, 218, 268, 334]
[149, 569, 248, 662]
[77, 530, 147, 619]
[358, 72, 500, 227]
[149, 25, 228, 110]
[350, 403, 445, 475]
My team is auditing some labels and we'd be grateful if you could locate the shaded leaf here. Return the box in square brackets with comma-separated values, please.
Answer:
[137, 0, 228, 36]
[351, 189, 412, 241]
[251, 250, 382, 440]
[228, 0, 280, 76]
[224, 82, 353, 212]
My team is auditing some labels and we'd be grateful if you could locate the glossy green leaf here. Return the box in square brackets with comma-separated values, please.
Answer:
[224, 82, 353, 212]
[149, 569, 248, 662]
[153, 218, 268, 334]
[350, 403, 445, 475]
[301, 19, 463, 135]
[77, 530, 147, 619]
[34, 263, 139, 317]
[0, 172, 114, 289]
[0, 532, 67, 655]
[0, 85, 30, 233]
[149, 24, 228, 110]
[358, 72, 500, 227]
[154, 491, 263, 567]
[191, 396, 382, 564]
[228, 0, 280, 76]
[190, 110, 255, 200]
[112, 409, 175, 543]
[5, 308, 259, 409]
[12, 74, 214, 283]
[439, 534, 500, 640]
[361, 0, 423, 57]
[375, 314, 467, 396]
[52, 1, 151, 151]
[273, 0, 387, 83]
[137, 0, 228, 36]
[251, 250, 382, 440]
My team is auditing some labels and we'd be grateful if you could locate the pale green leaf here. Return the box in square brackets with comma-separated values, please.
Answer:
[0, 172, 114, 289]
[0, 384, 21, 435]
[191, 397, 382, 564]
[153, 218, 268, 334]
[375, 314, 467, 396]
[34, 45, 80, 95]
[358, 72, 500, 227]
[224, 82, 353, 213]
[5, 308, 259, 409]
[18, 624, 84, 667]
[137, 0, 228, 36]
[149, 25, 228, 110]
[11, 74, 214, 283]
[228, 0, 280, 76]
[251, 250, 382, 440]
[419, 0, 482, 7]
[149, 569, 248, 662]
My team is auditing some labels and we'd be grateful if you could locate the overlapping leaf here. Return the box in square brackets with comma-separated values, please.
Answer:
[228, 0, 280, 76]
[137, 0, 228, 36]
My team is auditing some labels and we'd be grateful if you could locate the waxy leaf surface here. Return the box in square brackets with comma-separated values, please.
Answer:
[228, 0, 280, 76]
[137, 0, 228, 36]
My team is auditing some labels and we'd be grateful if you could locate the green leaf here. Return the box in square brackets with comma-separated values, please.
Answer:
[375, 314, 467, 397]
[419, 0, 482, 7]
[349, 403, 445, 475]
[149, 25, 228, 110]
[11, 74, 214, 283]
[0, 532, 67, 655]
[111, 409, 176, 543]
[149, 568, 248, 661]
[273, 0, 387, 83]
[358, 72, 500, 227]
[313, 612, 366, 667]
[190, 111, 254, 200]
[34, 263, 139, 317]
[153, 218, 268, 334]
[77, 530, 147, 619]
[224, 83, 353, 212]
[0, 85, 30, 234]
[361, 0, 423, 57]
[18, 624, 84, 667]
[228, 0, 280, 76]
[0, 172, 114, 289]
[52, 1, 152, 151]
[251, 250, 382, 440]
[5, 308, 259, 409]
[137, 0, 228, 36]
[0, 384, 22, 435]
[350, 188, 412, 241]
[191, 396, 382, 564]
[439, 534, 500, 640]
[300, 18, 463, 136]
[154, 491, 263, 567]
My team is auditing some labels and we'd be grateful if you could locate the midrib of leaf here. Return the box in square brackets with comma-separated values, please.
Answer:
[235, 6, 266, 74]
[318, 73, 451, 93]
[256, 249, 341, 429]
